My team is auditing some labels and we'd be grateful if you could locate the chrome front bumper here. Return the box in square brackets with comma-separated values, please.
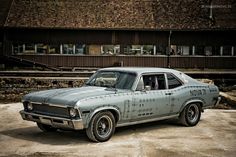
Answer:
[20, 110, 84, 130]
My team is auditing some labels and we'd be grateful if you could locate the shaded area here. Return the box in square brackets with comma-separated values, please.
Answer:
[0, 126, 88, 145]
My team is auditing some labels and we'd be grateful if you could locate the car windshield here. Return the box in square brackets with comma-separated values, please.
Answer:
[86, 71, 137, 90]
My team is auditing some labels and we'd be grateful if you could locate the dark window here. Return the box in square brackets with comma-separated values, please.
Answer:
[63, 44, 74, 54]
[223, 46, 232, 56]
[176, 46, 190, 55]
[12, 44, 23, 54]
[204, 46, 212, 56]
[195, 46, 205, 55]
[167, 73, 182, 89]
[75, 44, 86, 55]
[137, 74, 166, 91]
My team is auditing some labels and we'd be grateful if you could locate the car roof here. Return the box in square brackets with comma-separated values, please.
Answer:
[100, 67, 199, 84]
[100, 67, 181, 75]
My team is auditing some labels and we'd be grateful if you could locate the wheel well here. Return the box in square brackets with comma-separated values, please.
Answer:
[107, 109, 119, 123]
[86, 109, 119, 129]
[198, 102, 204, 112]
[181, 101, 203, 114]
[188, 102, 203, 112]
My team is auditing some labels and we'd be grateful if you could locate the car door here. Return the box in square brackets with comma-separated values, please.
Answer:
[131, 73, 171, 121]
[166, 73, 185, 114]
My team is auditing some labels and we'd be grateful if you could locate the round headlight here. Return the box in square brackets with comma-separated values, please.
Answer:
[27, 103, 33, 111]
[69, 108, 77, 118]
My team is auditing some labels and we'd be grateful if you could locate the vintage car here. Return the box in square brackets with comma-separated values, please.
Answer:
[20, 67, 220, 142]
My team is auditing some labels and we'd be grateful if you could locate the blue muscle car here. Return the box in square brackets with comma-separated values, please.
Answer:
[20, 67, 220, 142]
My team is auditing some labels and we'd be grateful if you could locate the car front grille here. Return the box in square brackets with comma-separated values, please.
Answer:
[32, 103, 70, 118]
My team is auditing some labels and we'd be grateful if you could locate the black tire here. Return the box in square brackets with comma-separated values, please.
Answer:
[37, 123, 57, 132]
[86, 111, 115, 142]
[179, 103, 201, 126]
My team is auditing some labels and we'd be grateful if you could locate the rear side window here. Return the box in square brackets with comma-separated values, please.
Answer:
[167, 73, 182, 89]
[136, 74, 166, 91]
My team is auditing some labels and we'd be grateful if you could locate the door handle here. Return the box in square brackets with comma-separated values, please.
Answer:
[165, 92, 172, 95]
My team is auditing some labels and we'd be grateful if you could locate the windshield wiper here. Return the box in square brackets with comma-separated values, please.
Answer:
[85, 82, 95, 86]
[105, 87, 118, 93]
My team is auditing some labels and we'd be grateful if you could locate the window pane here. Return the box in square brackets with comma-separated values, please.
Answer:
[123, 45, 155, 55]
[12, 44, 23, 54]
[167, 74, 182, 89]
[212, 46, 220, 56]
[63, 44, 74, 54]
[176, 46, 190, 55]
[156, 45, 166, 55]
[37, 44, 47, 54]
[143, 74, 166, 90]
[223, 46, 232, 56]
[205, 46, 212, 56]
[102, 45, 120, 55]
[124, 45, 141, 55]
[86, 71, 136, 90]
[143, 45, 154, 55]
[195, 46, 205, 55]
[75, 44, 86, 55]
[25, 44, 35, 54]
[49, 44, 60, 54]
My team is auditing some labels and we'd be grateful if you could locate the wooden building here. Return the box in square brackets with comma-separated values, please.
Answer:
[0, 0, 236, 69]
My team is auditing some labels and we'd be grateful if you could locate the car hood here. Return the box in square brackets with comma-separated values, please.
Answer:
[23, 86, 123, 107]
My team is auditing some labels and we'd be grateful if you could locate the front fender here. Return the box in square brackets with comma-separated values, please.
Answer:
[180, 98, 205, 113]
[85, 106, 121, 128]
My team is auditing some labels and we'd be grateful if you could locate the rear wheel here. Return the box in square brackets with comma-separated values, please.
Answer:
[179, 103, 201, 126]
[86, 111, 115, 142]
[37, 123, 57, 132]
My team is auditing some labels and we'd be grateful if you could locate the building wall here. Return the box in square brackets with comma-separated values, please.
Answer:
[12, 55, 236, 69]
[2, 28, 236, 69]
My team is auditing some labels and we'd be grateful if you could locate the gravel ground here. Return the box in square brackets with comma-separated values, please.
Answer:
[0, 103, 236, 157]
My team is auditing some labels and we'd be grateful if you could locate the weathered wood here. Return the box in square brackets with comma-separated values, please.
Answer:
[220, 92, 236, 107]
[12, 55, 236, 69]
[198, 79, 214, 84]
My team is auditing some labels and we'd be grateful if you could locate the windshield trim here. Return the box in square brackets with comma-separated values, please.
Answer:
[85, 70, 137, 90]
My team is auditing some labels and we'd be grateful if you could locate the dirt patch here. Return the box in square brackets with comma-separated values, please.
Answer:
[0, 78, 85, 103]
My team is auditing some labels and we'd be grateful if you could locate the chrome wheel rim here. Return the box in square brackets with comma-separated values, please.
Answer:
[96, 115, 113, 138]
[187, 104, 199, 123]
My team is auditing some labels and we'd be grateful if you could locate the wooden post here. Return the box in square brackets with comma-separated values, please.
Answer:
[192, 46, 195, 55]
[73, 45, 76, 54]
[34, 44, 37, 53]
[60, 44, 63, 54]
[101, 45, 104, 54]
[231, 46, 234, 56]
[220, 46, 223, 56]
[22, 44, 25, 53]
[141, 46, 144, 55]
[153, 45, 156, 55]
[167, 31, 172, 68]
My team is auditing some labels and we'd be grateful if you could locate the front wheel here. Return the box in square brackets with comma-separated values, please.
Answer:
[86, 111, 115, 142]
[179, 103, 201, 126]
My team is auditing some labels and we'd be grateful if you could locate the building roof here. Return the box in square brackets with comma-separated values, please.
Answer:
[0, 0, 12, 27]
[3, 0, 236, 30]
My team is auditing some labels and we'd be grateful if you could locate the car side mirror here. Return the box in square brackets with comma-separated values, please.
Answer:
[144, 85, 151, 91]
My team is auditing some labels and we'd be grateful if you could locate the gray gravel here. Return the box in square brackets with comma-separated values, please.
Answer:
[0, 103, 236, 157]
